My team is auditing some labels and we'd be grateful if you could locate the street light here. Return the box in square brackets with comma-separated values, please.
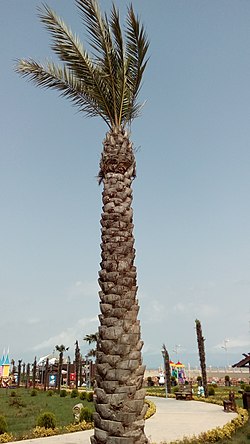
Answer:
[161, 345, 168, 399]
[173, 344, 181, 361]
[221, 339, 230, 369]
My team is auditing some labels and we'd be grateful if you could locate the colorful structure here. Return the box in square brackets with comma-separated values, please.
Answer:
[170, 361, 186, 383]
[0, 349, 10, 378]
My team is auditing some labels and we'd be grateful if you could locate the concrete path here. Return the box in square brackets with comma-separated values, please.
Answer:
[8, 397, 237, 444]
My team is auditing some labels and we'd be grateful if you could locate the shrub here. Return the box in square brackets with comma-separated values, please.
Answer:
[36, 412, 56, 430]
[47, 390, 54, 396]
[71, 389, 79, 398]
[8, 396, 26, 408]
[79, 407, 93, 423]
[30, 389, 37, 397]
[244, 385, 250, 392]
[172, 386, 180, 393]
[208, 386, 215, 396]
[31, 426, 59, 438]
[79, 391, 87, 400]
[0, 417, 7, 435]
[0, 432, 13, 443]
[86, 391, 94, 402]
[60, 389, 67, 397]
[147, 376, 154, 387]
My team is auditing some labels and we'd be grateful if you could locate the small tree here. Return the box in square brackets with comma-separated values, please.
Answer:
[55, 344, 69, 392]
[75, 340, 80, 390]
[44, 357, 49, 391]
[162, 344, 171, 395]
[17, 360, 22, 388]
[195, 319, 208, 397]
[32, 357, 37, 389]
[25, 363, 30, 388]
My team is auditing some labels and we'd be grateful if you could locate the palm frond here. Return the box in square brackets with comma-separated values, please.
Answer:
[15, 59, 110, 125]
[76, 0, 118, 125]
[16, 0, 149, 128]
[125, 4, 149, 101]
[109, 4, 127, 126]
[38, 4, 114, 125]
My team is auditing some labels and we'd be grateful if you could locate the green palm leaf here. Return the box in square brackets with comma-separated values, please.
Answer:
[15, 0, 149, 128]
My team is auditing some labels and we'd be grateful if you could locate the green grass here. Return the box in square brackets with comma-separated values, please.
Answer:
[0, 388, 94, 440]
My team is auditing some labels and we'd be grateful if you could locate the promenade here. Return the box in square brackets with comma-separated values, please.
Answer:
[8, 396, 238, 444]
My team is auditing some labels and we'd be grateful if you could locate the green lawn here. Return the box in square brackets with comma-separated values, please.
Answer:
[0, 388, 94, 439]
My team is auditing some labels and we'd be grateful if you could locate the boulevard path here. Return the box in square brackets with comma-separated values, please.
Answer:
[9, 396, 237, 444]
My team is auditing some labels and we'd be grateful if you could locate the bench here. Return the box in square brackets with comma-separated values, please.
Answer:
[223, 391, 236, 412]
[175, 384, 193, 400]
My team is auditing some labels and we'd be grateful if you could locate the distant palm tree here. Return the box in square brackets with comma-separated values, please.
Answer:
[84, 332, 99, 358]
[75, 340, 80, 390]
[17, 359, 22, 388]
[44, 357, 49, 391]
[32, 357, 37, 389]
[16, 1, 149, 442]
[195, 319, 208, 397]
[26, 363, 30, 389]
[55, 344, 69, 392]
[11, 359, 16, 375]
[162, 344, 171, 395]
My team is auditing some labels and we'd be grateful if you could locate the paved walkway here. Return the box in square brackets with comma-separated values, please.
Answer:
[9, 397, 237, 444]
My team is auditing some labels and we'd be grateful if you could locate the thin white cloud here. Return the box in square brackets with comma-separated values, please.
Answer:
[142, 299, 167, 323]
[67, 280, 98, 301]
[213, 336, 250, 351]
[171, 302, 218, 317]
[27, 318, 40, 325]
[32, 316, 98, 352]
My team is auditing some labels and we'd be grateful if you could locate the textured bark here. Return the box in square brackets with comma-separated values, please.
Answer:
[17, 360, 22, 388]
[44, 357, 49, 391]
[162, 344, 171, 395]
[75, 340, 80, 390]
[91, 127, 147, 444]
[195, 319, 208, 397]
[25, 363, 30, 389]
[32, 357, 37, 389]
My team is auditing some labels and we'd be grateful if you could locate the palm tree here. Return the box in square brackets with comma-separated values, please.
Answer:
[75, 340, 80, 390]
[16, 1, 149, 443]
[195, 319, 208, 397]
[44, 357, 49, 391]
[32, 357, 37, 389]
[55, 344, 69, 392]
[26, 363, 30, 389]
[17, 359, 22, 388]
[162, 344, 171, 395]
[84, 331, 99, 358]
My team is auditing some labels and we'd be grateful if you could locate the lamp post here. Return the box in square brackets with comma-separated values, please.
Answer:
[161, 346, 168, 398]
[221, 339, 229, 369]
[173, 344, 181, 361]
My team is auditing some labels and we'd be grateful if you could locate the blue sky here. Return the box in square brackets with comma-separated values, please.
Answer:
[1, 0, 250, 370]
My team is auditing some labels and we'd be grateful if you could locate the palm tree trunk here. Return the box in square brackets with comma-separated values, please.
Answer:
[17, 360, 22, 388]
[75, 340, 80, 390]
[195, 319, 208, 398]
[26, 363, 30, 389]
[44, 358, 49, 391]
[32, 357, 37, 389]
[91, 127, 147, 444]
[57, 352, 63, 393]
[162, 345, 171, 395]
